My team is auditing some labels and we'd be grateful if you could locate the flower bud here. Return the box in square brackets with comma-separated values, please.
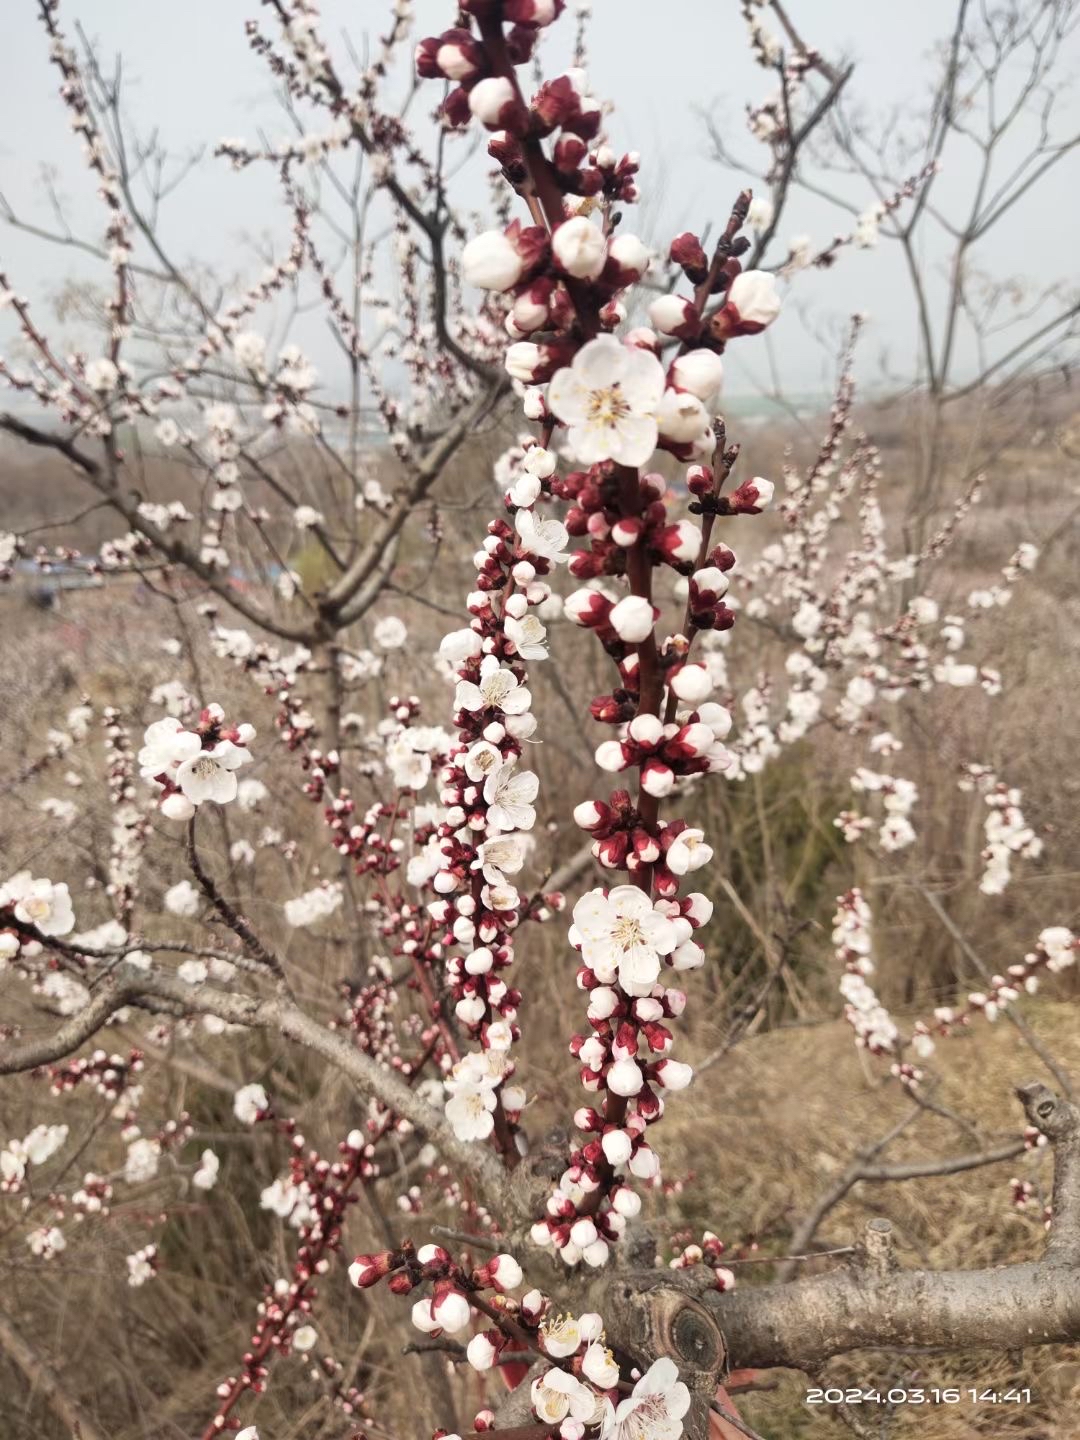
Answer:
[606, 1058, 643, 1096]
[716, 270, 781, 337]
[505, 0, 564, 24]
[161, 792, 196, 820]
[609, 594, 656, 643]
[669, 231, 709, 282]
[601, 1129, 633, 1165]
[640, 760, 674, 797]
[573, 798, 607, 831]
[348, 1251, 395, 1288]
[552, 216, 608, 279]
[611, 1184, 642, 1217]
[670, 349, 724, 406]
[730, 476, 774, 513]
[565, 588, 613, 628]
[606, 232, 651, 281]
[658, 388, 710, 443]
[656, 1059, 696, 1088]
[462, 230, 525, 292]
[467, 1332, 499, 1371]
[436, 29, 485, 82]
[648, 294, 700, 340]
[670, 664, 712, 704]
[468, 77, 521, 130]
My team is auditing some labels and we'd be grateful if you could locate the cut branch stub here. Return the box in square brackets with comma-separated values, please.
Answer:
[597, 1272, 727, 1438]
[1017, 1080, 1080, 1265]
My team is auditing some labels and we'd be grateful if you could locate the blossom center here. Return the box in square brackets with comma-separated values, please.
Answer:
[586, 383, 630, 429]
[611, 916, 645, 950]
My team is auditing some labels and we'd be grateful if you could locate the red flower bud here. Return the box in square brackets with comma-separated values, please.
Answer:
[670, 231, 709, 283]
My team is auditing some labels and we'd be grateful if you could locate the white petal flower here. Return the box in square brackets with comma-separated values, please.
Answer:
[138, 717, 201, 779]
[455, 657, 532, 717]
[666, 829, 713, 876]
[476, 832, 529, 885]
[541, 1313, 582, 1358]
[192, 1148, 220, 1190]
[548, 335, 665, 468]
[11, 877, 75, 936]
[601, 1357, 690, 1440]
[175, 741, 249, 806]
[483, 764, 540, 832]
[572, 886, 679, 996]
[164, 880, 200, 917]
[234, 1083, 269, 1125]
[516, 508, 571, 564]
[505, 612, 549, 660]
[374, 616, 408, 649]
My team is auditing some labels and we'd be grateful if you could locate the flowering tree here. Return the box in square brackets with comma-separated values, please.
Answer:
[1, 4, 1078, 1439]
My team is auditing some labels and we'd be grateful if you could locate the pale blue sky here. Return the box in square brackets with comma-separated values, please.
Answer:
[1, 0, 1077, 399]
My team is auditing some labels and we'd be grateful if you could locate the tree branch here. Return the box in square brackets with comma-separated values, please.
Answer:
[0, 960, 540, 1222]
[707, 1083, 1080, 1369]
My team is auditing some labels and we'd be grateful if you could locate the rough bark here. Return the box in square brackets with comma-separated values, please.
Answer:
[707, 1258, 1080, 1370]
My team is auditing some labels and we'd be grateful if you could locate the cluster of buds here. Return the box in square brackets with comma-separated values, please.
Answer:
[102, 707, 149, 922]
[423, 474, 567, 1145]
[833, 889, 902, 1058]
[350, 1239, 698, 1440]
[42, 1047, 144, 1100]
[207, 1119, 396, 1431]
[667, 1231, 737, 1291]
[0, 1123, 69, 1194]
[410, 0, 784, 1267]
[919, 927, 1076, 1041]
[137, 704, 256, 818]
[958, 765, 1044, 897]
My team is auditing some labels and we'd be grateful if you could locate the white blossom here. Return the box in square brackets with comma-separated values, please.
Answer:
[547, 335, 665, 468]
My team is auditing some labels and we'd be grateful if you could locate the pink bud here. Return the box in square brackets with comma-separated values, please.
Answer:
[595, 740, 629, 773]
[606, 232, 651, 282]
[466, 1332, 499, 1371]
[601, 1129, 633, 1165]
[658, 387, 710, 443]
[654, 520, 701, 567]
[670, 231, 709, 281]
[436, 29, 485, 81]
[505, 0, 563, 23]
[573, 798, 606, 831]
[611, 516, 643, 547]
[348, 1251, 395, 1288]
[730, 476, 774, 513]
[640, 760, 674, 797]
